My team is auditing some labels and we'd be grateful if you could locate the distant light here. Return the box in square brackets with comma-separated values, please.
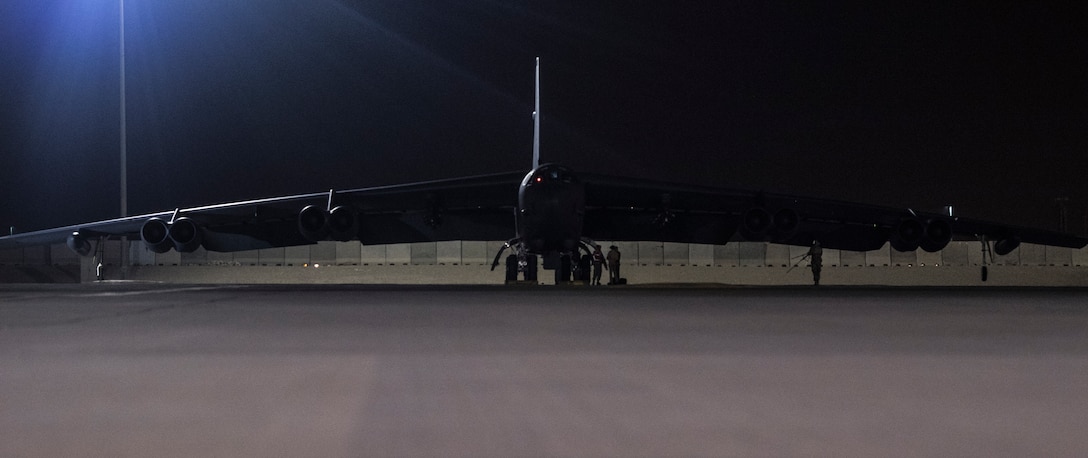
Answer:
[314, 263, 320, 268]
[535, 177, 542, 183]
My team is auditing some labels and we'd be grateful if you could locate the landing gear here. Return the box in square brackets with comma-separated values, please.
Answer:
[494, 239, 527, 283]
[504, 254, 538, 283]
[554, 254, 572, 284]
[492, 237, 597, 285]
[505, 255, 518, 283]
[978, 235, 994, 282]
[548, 250, 592, 285]
[525, 254, 538, 282]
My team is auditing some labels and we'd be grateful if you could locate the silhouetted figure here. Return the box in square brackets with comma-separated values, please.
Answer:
[569, 251, 581, 283]
[808, 240, 823, 285]
[591, 245, 606, 285]
[606, 245, 621, 285]
[576, 251, 592, 283]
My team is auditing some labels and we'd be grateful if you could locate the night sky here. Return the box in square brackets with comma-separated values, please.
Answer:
[1, 1, 1085, 234]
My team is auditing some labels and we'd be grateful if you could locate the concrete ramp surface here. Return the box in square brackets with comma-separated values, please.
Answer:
[2, 284, 1087, 456]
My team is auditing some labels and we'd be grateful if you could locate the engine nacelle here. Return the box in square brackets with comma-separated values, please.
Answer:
[298, 205, 358, 242]
[771, 208, 800, 239]
[66, 232, 93, 257]
[890, 218, 923, 252]
[327, 206, 358, 242]
[994, 236, 1021, 256]
[739, 207, 801, 242]
[168, 217, 203, 253]
[738, 208, 772, 241]
[140, 218, 173, 253]
[298, 205, 330, 242]
[919, 218, 953, 252]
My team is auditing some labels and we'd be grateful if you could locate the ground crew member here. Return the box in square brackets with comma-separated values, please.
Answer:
[808, 240, 823, 286]
[606, 245, 621, 285]
[591, 245, 606, 285]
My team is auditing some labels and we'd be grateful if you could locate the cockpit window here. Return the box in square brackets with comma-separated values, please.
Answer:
[530, 166, 578, 184]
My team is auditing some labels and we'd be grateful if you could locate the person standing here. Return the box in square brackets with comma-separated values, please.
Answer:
[591, 245, 606, 285]
[606, 245, 621, 285]
[807, 240, 823, 286]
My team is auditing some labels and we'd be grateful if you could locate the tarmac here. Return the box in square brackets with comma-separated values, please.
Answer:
[2, 283, 1087, 456]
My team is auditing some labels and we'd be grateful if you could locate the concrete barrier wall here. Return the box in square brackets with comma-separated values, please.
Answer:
[4, 240, 1088, 285]
[111, 264, 1088, 287]
[4, 240, 1088, 269]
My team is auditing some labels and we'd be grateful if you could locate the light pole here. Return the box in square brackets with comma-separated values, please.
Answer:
[120, 0, 126, 219]
[119, 0, 128, 276]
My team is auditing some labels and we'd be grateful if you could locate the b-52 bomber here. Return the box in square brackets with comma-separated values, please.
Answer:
[2, 59, 1085, 283]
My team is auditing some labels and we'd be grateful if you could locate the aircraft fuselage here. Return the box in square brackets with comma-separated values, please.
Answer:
[518, 164, 585, 255]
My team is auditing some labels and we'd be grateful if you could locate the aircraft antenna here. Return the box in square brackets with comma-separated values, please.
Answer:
[532, 57, 541, 170]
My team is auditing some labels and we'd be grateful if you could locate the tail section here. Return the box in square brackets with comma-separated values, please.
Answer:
[532, 57, 541, 170]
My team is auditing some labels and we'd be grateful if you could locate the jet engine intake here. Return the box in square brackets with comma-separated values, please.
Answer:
[66, 232, 93, 257]
[168, 217, 203, 252]
[141, 218, 173, 253]
[890, 218, 923, 252]
[739, 207, 800, 241]
[919, 218, 952, 252]
[298, 205, 330, 242]
[327, 206, 358, 242]
[771, 208, 800, 239]
[298, 205, 358, 242]
[739, 208, 772, 240]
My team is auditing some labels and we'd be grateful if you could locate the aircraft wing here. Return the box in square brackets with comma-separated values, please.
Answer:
[580, 174, 1088, 254]
[0, 172, 523, 254]
[3, 170, 1085, 258]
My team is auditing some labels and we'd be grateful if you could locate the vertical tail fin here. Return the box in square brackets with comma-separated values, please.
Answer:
[532, 57, 541, 170]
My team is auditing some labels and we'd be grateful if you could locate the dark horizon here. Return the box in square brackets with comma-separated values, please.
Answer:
[2, 1, 1085, 235]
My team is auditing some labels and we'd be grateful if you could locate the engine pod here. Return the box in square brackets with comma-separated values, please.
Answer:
[739, 208, 772, 241]
[890, 218, 923, 252]
[169, 217, 203, 253]
[297, 205, 329, 242]
[141, 218, 173, 253]
[327, 206, 358, 242]
[772, 208, 800, 239]
[66, 232, 93, 257]
[994, 236, 1021, 256]
[919, 218, 952, 252]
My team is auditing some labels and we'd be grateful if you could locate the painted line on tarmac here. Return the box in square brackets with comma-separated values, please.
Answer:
[79, 285, 245, 298]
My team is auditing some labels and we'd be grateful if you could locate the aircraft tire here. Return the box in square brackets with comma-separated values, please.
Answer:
[505, 255, 518, 283]
[525, 255, 538, 282]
